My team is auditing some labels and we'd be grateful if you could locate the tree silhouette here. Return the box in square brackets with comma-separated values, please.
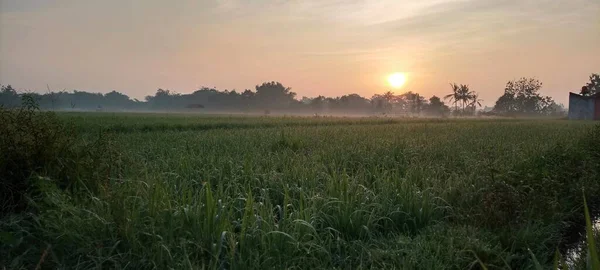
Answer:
[398, 91, 426, 115]
[371, 92, 396, 114]
[493, 77, 555, 116]
[445, 83, 461, 113]
[0, 78, 567, 117]
[445, 83, 475, 115]
[105, 90, 132, 109]
[457, 84, 472, 113]
[382, 91, 395, 103]
[254, 81, 296, 109]
[310, 95, 327, 112]
[424, 95, 450, 116]
[581, 73, 600, 96]
[339, 94, 370, 111]
[0, 85, 19, 108]
[467, 93, 483, 114]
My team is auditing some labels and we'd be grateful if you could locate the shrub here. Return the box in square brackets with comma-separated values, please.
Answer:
[0, 95, 70, 215]
[0, 95, 123, 217]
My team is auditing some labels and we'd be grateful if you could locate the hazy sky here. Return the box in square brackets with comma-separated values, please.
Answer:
[1, 0, 598, 105]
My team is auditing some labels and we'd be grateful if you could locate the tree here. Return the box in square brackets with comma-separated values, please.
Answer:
[581, 73, 600, 96]
[424, 95, 450, 116]
[239, 89, 255, 110]
[445, 83, 476, 115]
[310, 95, 327, 112]
[1, 84, 16, 95]
[370, 91, 429, 115]
[371, 92, 396, 114]
[146, 88, 182, 110]
[382, 91, 395, 103]
[105, 90, 132, 109]
[72, 90, 104, 110]
[339, 94, 370, 111]
[398, 91, 426, 115]
[46, 85, 59, 110]
[0, 85, 19, 108]
[241, 89, 255, 99]
[254, 81, 296, 109]
[581, 86, 590, 96]
[444, 83, 461, 113]
[371, 95, 386, 113]
[457, 84, 475, 113]
[545, 102, 566, 117]
[492, 77, 554, 116]
[467, 93, 483, 115]
[493, 93, 516, 115]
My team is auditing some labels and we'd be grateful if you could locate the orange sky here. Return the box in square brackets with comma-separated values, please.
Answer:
[1, 0, 599, 105]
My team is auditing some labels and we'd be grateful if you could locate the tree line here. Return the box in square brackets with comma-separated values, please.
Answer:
[1, 74, 598, 116]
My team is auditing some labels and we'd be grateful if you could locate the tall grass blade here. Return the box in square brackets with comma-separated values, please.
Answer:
[583, 194, 600, 269]
[528, 248, 543, 270]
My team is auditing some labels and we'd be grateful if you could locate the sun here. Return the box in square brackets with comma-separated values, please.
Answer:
[387, 72, 407, 88]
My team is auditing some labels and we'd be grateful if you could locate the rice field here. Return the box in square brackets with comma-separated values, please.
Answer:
[2, 113, 600, 269]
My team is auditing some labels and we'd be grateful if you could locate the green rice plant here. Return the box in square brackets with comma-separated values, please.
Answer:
[3, 113, 600, 269]
[584, 193, 600, 269]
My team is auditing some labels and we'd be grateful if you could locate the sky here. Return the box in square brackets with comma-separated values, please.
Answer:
[0, 0, 598, 105]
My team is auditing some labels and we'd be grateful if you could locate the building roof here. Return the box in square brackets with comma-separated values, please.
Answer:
[569, 92, 600, 99]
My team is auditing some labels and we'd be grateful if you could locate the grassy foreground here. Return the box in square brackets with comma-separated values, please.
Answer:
[2, 112, 600, 269]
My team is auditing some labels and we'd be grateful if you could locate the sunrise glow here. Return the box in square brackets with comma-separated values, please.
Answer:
[387, 73, 407, 88]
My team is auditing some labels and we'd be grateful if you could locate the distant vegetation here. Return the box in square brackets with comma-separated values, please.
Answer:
[491, 78, 563, 117]
[5, 73, 599, 117]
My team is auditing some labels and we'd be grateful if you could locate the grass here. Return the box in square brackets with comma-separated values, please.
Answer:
[2, 112, 600, 269]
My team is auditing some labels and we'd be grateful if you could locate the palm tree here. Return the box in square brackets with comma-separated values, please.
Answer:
[468, 93, 483, 114]
[444, 83, 461, 113]
[456, 84, 476, 114]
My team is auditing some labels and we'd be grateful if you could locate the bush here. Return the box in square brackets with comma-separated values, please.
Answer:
[0, 95, 123, 217]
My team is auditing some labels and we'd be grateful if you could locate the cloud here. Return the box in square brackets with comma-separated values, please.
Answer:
[349, 0, 599, 57]
[372, 0, 597, 37]
[300, 47, 394, 56]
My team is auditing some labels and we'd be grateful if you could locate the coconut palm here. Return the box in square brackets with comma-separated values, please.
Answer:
[468, 93, 483, 114]
[456, 84, 473, 112]
[444, 83, 461, 113]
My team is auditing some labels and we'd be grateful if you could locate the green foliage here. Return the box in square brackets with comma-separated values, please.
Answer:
[533, 195, 600, 270]
[444, 83, 482, 115]
[423, 95, 450, 116]
[0, 84, 20, 108]
[0, 96, 124, 217]
[493, 77, 560, 116]
[584, 194, 600, 269]
[0, 95, 73, 215]
[581, 73, 600, 96]
[255, 81, 297, 109]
